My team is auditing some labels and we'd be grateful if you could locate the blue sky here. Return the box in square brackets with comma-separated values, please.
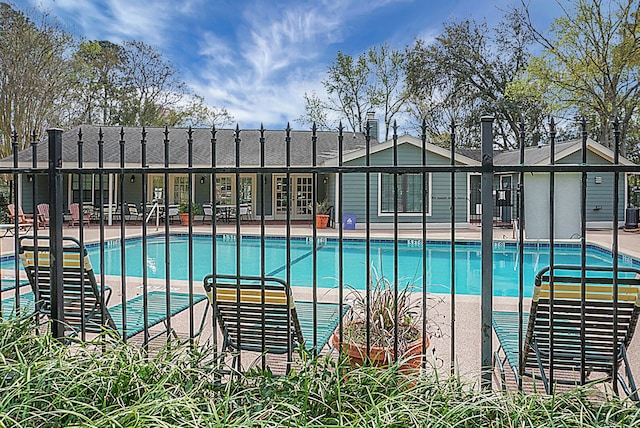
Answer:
[22, 0, 561, 130]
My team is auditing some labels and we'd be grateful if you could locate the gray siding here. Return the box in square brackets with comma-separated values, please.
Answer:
[20, 175, 49, 215]
[337, 143, 469, 224]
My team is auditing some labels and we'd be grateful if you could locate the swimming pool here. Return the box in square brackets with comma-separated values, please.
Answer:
[52, 234, 638, 297]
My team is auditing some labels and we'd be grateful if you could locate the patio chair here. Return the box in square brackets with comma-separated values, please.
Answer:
[239, 204, 250, 221]
[68, 203, 91, 227]
[8, 204, 37, 230]
[493, 265, 640, 401]
[18, 236, 208, 343]
[124, 203, 144, 223]
[203, 274, 349, 373]
[202, 203, 214, 224]
[162, 204, 179, 224]
[37, 203, 50, 228]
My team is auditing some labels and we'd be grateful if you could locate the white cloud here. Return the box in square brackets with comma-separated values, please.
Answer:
[24, 0, 461, 130]
[190, 0, 415, 128]
[31, 0, 201, 47]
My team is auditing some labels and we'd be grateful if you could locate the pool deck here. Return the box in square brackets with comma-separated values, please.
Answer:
[2, 222, 639, 393]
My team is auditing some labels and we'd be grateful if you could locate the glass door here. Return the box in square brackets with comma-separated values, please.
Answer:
[274, 176, 289, 218]
[273, 175, 313, 219]
[294, 176, 313, 217]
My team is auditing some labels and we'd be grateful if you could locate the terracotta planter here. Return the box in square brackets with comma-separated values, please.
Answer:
[179, 212, 193, 226]
[331, 330, 428, 372]
[316, 214, 330, 229]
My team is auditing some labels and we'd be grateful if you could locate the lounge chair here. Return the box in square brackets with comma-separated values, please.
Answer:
[8, 204, 37, 230]
[493, 265, 640, 401]
[203, 274, 349, 373]
[18, 236, 208, 343]
[37, 203, 50, 228]
[68, 203, 91, 227]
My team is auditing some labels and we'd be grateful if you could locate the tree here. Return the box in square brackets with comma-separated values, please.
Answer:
[405, 10, 547, 149]
[164, 94, 234, 128]
[70, 40, 125, 126]
[116, 40, 190, 127]
[323, 51, 373, 134]
[69, 40, 231, 128]
[0, 2, 74, 156]
[295, 91, 334, 131]
[520, 0, 640, 156]
[300, 44, 408, 139]
[367, 43, 407, 141]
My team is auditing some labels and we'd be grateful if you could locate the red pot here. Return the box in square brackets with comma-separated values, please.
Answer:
[316, 214, 329, 229]
[331, 330, 428, 372]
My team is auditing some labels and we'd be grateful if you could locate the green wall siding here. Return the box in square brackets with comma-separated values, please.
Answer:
[337, 143, 469, 224]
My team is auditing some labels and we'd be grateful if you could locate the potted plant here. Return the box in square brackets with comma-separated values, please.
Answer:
[178, 202, 201, 226]
[314, 199, 332, 229]
[332, 265, 441, 371]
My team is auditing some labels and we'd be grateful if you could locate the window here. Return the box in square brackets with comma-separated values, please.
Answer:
[239, 176, 253, 203]
[151, 176, 165, 202]
[71, 174, 108, 204]
[379, 173, 429, 215]
[216, 176, 233, 204]
[173, 176, 189, 204]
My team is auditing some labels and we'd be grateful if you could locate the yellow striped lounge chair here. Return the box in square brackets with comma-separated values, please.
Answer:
[203, 274, 348, 372]
[493, 265, 640, 401]
[19, 236, 207, 343]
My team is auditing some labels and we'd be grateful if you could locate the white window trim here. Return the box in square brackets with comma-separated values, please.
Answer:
[377, 173, 432, 217]
[467, 173, 477, 223]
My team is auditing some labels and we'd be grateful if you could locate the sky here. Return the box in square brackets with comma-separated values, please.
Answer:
[20, 0, 561, 131]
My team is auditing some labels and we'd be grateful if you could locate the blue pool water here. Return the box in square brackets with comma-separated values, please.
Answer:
[34, 235, 638, 297]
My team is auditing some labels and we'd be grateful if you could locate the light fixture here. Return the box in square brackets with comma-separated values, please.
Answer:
[130, 175, 135, 183]
[27, 174, 33, 183]
[200, 176, 205, 184]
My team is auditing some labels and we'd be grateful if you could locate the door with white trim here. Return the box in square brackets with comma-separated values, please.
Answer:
[273, 174, 313, 220]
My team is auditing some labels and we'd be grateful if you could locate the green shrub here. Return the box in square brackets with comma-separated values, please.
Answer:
[0, 318, 639, 427]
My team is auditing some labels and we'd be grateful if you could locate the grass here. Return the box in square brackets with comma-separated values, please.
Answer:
[1, 316, 639, 427]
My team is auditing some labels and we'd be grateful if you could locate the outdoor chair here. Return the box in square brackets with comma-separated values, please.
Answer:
[202, 203, 214, 223]
[8, 204, 37, 230]
[124, 203, 144, 223]
[162, 204, 179, 224]
[493, 265, 640, 401]
[239, 203, 250, 221]
[37, 203, 50, 228]
[68, 203, 91, 227]
[18, 236, 208, 343]
[203, 274, 349, 373]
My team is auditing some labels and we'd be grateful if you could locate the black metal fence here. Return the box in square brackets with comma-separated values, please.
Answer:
[1, 116, 639, 398]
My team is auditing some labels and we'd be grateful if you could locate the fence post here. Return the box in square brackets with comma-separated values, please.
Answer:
[48, 128, 64, 339]
[480, 116, 494, 388]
